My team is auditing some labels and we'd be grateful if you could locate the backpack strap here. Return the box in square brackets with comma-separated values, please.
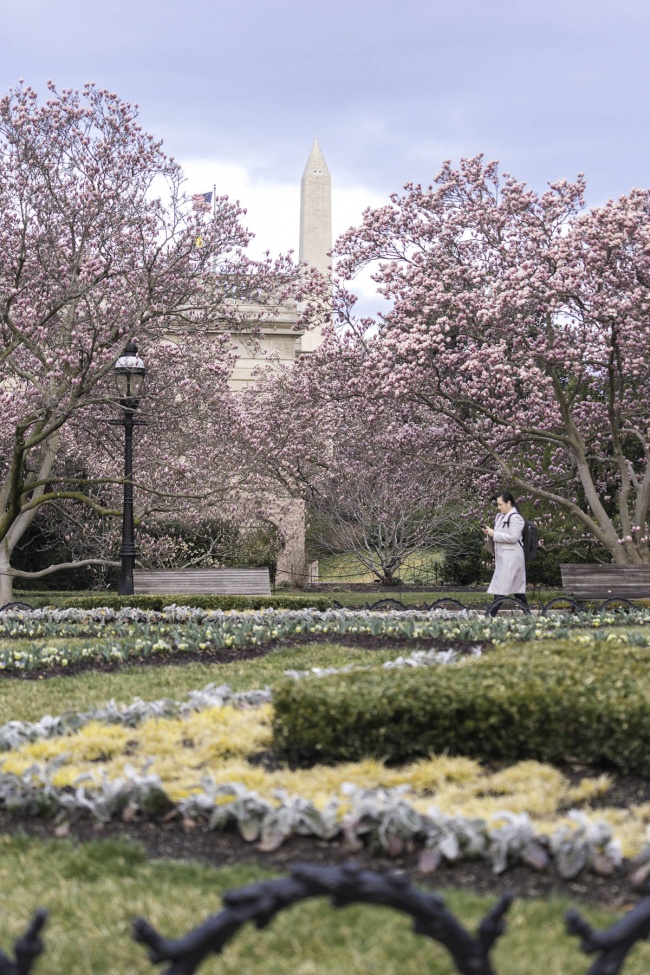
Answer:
[504, 511, 525, 549]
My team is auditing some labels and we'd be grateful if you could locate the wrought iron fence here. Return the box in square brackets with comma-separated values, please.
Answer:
[2, 862, 650, 975]
[330, 595, 643, 615]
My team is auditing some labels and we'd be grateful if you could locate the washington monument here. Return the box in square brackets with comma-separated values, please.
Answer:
[299, 139, 332, 353]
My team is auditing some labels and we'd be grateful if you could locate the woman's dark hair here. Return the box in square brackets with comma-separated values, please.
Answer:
[495, 490, 516, 506]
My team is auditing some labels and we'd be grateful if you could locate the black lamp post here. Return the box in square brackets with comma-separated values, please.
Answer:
[113, 340, 146, 596]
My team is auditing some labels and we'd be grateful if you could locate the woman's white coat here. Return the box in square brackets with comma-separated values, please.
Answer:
[487, 509, 527, 595]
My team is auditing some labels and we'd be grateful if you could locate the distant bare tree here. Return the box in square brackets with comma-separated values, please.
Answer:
[309, 452, 465, 587]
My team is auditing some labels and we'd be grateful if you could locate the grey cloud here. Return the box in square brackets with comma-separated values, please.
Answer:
[1, 0, 648, 208]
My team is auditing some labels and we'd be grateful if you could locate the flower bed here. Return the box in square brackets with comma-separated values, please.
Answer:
[0, 604, 649, 673]
[0, 677, 638, 879]
[1, 608, 650, 881]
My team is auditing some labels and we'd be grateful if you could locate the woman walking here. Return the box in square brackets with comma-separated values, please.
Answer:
[483, 491, 528, 616]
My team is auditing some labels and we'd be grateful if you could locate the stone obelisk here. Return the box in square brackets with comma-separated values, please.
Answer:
[298, 140, 332, 353]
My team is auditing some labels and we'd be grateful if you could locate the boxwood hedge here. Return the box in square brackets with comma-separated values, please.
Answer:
[58, 593, 333, 611]
[272, 641, 650, 773]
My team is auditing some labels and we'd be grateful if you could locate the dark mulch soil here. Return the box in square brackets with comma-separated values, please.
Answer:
[0, 809, 642, 910]
[0, 635, 487, 681]
[559, 764, 650, 811]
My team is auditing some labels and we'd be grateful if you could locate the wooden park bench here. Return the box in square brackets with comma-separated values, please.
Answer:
[560, 564, 650, 606]
[134, 568, 271, 596]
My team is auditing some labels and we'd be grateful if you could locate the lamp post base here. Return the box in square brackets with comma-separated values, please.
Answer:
[109, 415, 146, 599]
[118, 548, 136, 596]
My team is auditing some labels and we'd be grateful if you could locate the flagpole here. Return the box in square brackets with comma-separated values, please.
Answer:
[212, 185, 216, 274]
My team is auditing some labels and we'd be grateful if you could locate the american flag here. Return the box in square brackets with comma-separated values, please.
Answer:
[192, 191, 213, 206]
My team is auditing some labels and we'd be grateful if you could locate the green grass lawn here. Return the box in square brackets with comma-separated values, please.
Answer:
[318, 551, 444, 585]
[0, 834, 646, 975]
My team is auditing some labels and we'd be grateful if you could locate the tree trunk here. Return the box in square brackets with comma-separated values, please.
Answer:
[0, 541, 13, 606]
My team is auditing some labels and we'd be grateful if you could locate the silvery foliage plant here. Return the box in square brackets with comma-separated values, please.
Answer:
[57, 763, 172, 822]
[0, 758, 625, 879]
[340, 784, 424, 857]
[418, 809, 489, 873]
[549, 811, 623, 878]
[487, 812, 550, 874]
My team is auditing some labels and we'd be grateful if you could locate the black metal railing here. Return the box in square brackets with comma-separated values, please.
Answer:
[2, 863, 650, 975]
[329, 595, 642, 616]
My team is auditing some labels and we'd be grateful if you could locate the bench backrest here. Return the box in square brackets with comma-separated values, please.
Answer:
[134, 568, 271, 596]
[560, 564, 650, 598]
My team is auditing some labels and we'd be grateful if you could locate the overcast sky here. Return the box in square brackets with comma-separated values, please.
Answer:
[2, 0, 648, 301]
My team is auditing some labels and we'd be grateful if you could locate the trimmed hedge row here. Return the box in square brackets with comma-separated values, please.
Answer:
[57, 593, 334, 611]
[272, 641, 650, 774]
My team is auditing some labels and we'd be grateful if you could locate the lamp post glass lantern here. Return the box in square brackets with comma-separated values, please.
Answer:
[114, 342, 146, 407]
[113, 341, 146, 596]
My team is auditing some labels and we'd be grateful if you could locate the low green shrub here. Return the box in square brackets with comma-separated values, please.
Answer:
[272, 641, 650, 773]
[58, 593, 333, 611]
[59, 594, 165, 610]
[13, 590, 92, 597]
[168, 594, 334, 611]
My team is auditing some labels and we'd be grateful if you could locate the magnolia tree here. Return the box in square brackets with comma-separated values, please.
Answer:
[236, 343, 466, 585]
[324, 156, 650, 564]
[0, 82, 304, 602]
